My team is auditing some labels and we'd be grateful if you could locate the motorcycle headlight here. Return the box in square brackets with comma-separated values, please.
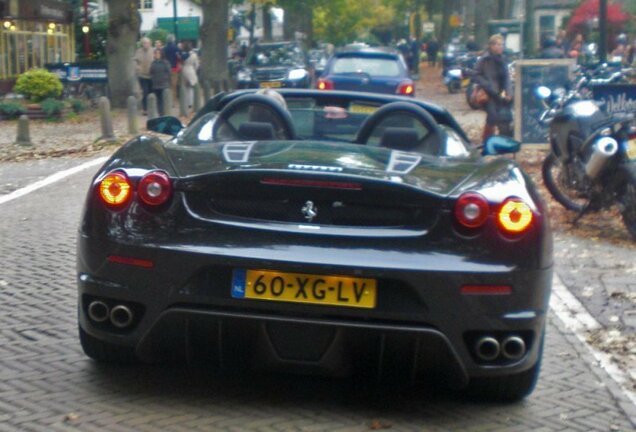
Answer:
[237, 70, 252, 81]
[448, 69, 462, 78]
[288, 69, 308, 80]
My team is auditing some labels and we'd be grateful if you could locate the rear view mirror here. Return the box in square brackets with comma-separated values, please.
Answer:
[482, 135, 521, 156]
[146, 116, 184, 136]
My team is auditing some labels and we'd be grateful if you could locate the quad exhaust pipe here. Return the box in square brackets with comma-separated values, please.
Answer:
[87, 301, 110, 323]
[501, 336, 526, 360]
[475, 336, 500, 361]
[474, 335, 527, 362]
[88, 301, 134, 328]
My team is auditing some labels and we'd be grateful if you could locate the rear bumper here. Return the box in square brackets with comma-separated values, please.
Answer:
[77, 233, 552, 385]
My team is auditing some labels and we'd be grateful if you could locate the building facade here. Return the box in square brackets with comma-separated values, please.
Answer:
[0, 0, 74, 87]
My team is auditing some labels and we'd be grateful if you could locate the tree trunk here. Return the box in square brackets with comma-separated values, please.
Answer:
[283, 4, 303, 41]
[106, 0, 140, 108]
[199, 0, 229, 90]
[263, 3, 273, 42]
[441, 0, 452, 46]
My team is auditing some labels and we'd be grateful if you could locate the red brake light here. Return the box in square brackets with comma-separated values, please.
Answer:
[317, 78, 334, 90]
[138, 171, 173, 206]
[99, 171, 132, 207]
[497, 198, 533, 234]
[397, 80, 415, 96]
[455, 192, 489, 228]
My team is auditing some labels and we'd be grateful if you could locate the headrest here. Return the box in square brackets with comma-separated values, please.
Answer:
[379, 127, 420, 151]
[238, 121, 275, 141]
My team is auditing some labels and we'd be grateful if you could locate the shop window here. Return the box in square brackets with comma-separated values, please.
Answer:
[138, 0, 153, 10]
[539, 15, 555, 43]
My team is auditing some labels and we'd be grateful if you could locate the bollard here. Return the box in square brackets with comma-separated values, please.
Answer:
[193, 83, 202, 112]
[15, 114, 32, 146]
[127, 95, 139, 135]
[179, 81, 188, 117]
[162, 88, 173, 117]
[147, 93, 159, 120]
[98, 97, 115, 141]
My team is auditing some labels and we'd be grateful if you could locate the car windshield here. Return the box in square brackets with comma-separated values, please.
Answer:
[248, 44, 305, 67]
[332, 57, 401, 77]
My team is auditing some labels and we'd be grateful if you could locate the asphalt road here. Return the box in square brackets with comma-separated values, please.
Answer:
[0, 153, 635, 430]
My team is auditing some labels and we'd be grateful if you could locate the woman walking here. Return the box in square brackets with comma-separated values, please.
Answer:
[180, 42, 200, 110]
[472, 34, 513, 141]
[150, 48, 172, 116]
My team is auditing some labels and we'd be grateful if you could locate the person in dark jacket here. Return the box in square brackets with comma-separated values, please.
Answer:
[150, 48, 172, 115]
[426, 37, 439, 67]
[539, 36, 564, 59]
[473, 34, 513, 141]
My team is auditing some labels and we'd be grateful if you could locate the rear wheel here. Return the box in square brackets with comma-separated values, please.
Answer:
[466, 335, 544, 402]
[79, 326, 137, 364]
[542, 153, 587, 212]
[448, 80, 461, 93]
[619, 179, 636, 240]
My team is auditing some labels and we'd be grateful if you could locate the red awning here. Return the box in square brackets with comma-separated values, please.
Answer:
[567, 0, 630, 34]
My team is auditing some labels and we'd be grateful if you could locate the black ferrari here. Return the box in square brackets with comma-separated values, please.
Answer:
[77, 89, 552, 401]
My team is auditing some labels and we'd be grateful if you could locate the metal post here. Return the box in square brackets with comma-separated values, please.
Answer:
[83, 0, 90, 57]
[598, 0, 607, 63]
[173, 0, 178, 41]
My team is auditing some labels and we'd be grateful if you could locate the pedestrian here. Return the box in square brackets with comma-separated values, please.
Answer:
[134, 37, 154, 114]
[472, 34, 513, 141]
[409, 36, 420, 74]
[149, 48, 171, 116]
[538, 36, 564, 59]
[180, 41, 199, 109]
[426, 37, 439, 67]
[163, 34, 181, 104]
[154, 39, 164, 51]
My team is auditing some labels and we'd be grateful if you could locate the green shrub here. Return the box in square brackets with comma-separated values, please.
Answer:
[69, 98, 88, 113]
[14, 69, 63, 102]
[41, 97, 65, 118]
[0, 100, 27, 119]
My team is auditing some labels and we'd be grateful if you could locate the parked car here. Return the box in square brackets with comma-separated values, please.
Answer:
[78, 89, 552, 401]
[317, 47, 415, 96]
[236, 41, 311, 89]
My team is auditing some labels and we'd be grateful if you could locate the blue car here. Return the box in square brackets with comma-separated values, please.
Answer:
[237, 41, 312, 89]
[317, 47, 415, 97]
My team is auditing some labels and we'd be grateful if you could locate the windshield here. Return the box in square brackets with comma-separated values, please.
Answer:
[248, 44, 305, 67]
[332, 57, 401, 77]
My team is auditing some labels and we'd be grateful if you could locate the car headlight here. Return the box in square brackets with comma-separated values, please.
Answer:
[288, 69, 307, 80]
[237, 70, 252, 81]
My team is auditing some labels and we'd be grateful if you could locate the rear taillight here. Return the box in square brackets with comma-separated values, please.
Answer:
[397, 80, 415, 96]
[99, 171, 132, 207]
[455, 192, 489, 228]
[497, 198, 533, 234]
[455, 193, 534, 236]
[138, 171, 172, 206]
[317, 78, 334, 90]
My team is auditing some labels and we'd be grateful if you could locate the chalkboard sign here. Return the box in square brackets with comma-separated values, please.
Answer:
[514, 59, 575, 144]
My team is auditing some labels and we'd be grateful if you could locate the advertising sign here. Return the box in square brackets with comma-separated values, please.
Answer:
[591, 84, 636, 116]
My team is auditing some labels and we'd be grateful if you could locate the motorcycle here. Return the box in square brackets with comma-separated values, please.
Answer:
[536, 77, 636, 239]
[443, 52, 477, 94]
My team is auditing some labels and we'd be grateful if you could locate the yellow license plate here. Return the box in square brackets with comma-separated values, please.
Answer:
[259, 81, 282, 88]
[349, 103, 378, 114]
[627, 139, 636, 160]
[231, 269, 377, 309]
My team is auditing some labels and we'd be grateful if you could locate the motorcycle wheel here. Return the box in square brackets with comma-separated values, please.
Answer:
[448, 80, 461, 93]
[619, 179, 636, 240]
[541, 153, 587, 212]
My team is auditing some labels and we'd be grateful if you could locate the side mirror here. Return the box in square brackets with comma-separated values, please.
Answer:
[482, 135, 521, 156]
[146, 116, 184, 136]
[535, 86, 551, 100]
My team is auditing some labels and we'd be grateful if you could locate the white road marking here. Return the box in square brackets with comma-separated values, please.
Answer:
[550, 274, 636, 407]
[0, 157, 108, 205]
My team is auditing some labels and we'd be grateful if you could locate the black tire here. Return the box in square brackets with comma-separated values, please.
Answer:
[619, 178, 636, 240]
[79, 326, 137, 364]
[448, 80, 461, 94]
[541, 153, 587, 212]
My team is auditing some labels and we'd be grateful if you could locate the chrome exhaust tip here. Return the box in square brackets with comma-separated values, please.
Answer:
[501, 336, 526, 360]
[475, 336, 500, 361]
[110, 305, 133, 328]
[87, 301, 110, 323]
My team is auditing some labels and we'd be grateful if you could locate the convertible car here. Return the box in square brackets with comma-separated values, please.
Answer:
[77, 89, 552, 401]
